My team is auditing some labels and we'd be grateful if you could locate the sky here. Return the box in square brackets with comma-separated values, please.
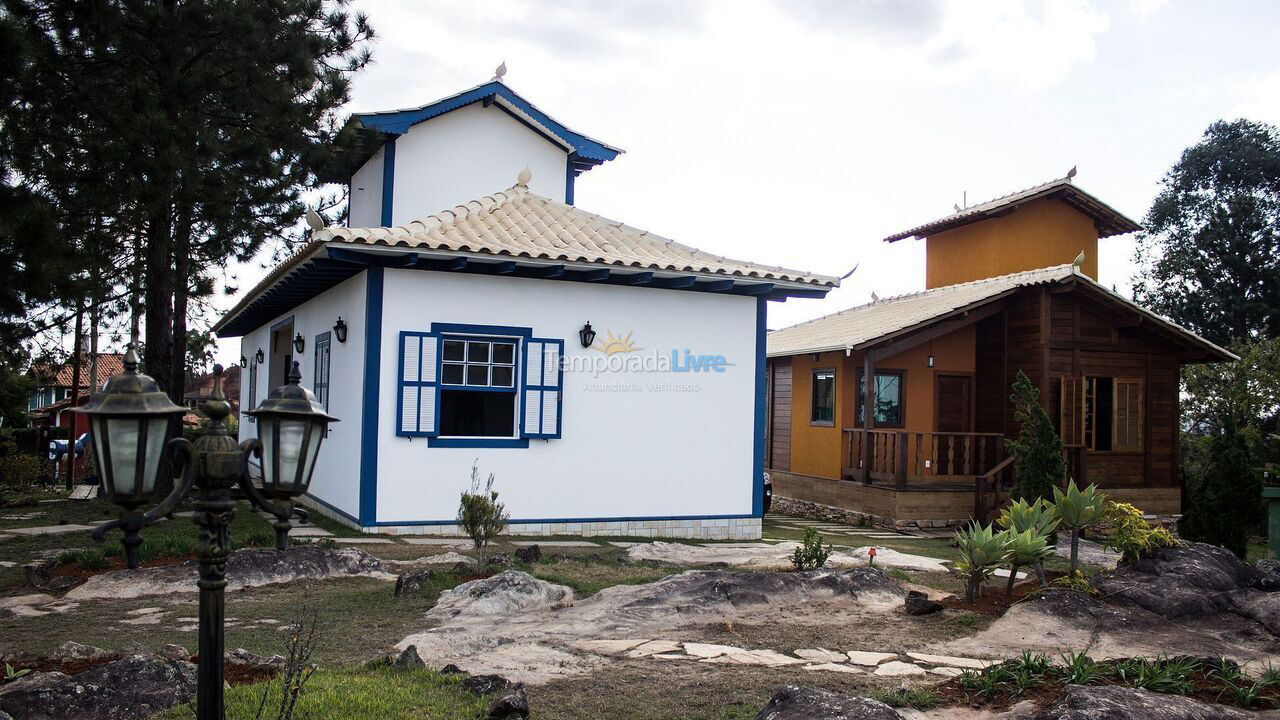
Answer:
[210, 0, 1280, 368]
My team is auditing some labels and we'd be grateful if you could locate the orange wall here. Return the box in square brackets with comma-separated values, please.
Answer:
[924, 198, 1099, 288]
[783, 325, 976, 479]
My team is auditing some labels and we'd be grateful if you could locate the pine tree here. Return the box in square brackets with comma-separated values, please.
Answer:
[1179, 418, 1258, 558]
[2, 0, 374, 399]
[1007, 370, 1067, 503]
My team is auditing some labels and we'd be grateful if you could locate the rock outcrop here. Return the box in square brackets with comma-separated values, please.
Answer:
[0, 654, 196, 720]
[426, 571, 575, 622]
[753, 686, 904, 720]
[1031, 685, 1280, 720]
[65, 546, 394, 600]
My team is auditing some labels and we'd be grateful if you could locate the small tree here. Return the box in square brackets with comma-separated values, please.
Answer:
[998, 528, 1054, 598]
[457, 463, 509, 570]
[790, 528, 832, 571]
[1007, 371, 1067, 503]
[1103, 502, 1178, 566]
[954, 522, 1011, 604]
[1179, 419, 1258, 558]
[997, 497, 1060, 584]
[1053, 481, 1108, 575]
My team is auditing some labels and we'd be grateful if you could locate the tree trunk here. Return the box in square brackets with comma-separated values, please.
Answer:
[66, 303, 84, 491]
[1005, 565, 1019, 598]
[169, 199, 193, 405]
[1070, 528, 1080, 576]
[143, 207, 175, 395]
[964, 573, 979, 605]
[1034, 561, 1047, 586]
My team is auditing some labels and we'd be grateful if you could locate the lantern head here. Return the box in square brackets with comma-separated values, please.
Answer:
[244, 360, 337, 498]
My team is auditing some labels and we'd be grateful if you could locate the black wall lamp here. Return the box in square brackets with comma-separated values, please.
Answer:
[239, 356, 247, 368]
[292, 333, 305, 354]
[255, 348, 265, 364]
[579, 321, 596, 349]
[333, 317, 348, 344]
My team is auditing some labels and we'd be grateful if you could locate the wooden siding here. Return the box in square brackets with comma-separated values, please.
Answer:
[768, 358, 792, 472]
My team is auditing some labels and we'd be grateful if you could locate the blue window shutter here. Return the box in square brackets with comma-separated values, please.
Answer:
[521, 337, 564, 439]
[397, 331, 440, 437]
[313, 332, 332, 410]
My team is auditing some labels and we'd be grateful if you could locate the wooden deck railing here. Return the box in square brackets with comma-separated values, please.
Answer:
[841, 429, 1006, 488]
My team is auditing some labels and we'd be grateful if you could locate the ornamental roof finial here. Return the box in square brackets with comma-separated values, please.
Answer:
[516, 165, 532, 187]
[493, 60, 507, 83]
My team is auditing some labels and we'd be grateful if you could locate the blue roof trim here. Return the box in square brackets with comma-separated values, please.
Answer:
[354, 81, 622, 165]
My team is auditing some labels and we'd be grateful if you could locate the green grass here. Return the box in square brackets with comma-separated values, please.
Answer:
[525, 558, 676, 597]
[154, 666, 489, 720]
[869, 687, 941, 709]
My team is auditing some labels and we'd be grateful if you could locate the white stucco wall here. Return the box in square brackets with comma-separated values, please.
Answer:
[374, 269, 759, 527]
[386, 103, 569, 225]
[238, 272, 367, 519]
[347, 148, 384, 228]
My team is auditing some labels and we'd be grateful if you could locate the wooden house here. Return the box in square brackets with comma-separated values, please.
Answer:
[765, 175, 1234, 528]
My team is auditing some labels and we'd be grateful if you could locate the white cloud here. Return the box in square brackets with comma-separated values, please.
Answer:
[1235, 71, 1280, 125]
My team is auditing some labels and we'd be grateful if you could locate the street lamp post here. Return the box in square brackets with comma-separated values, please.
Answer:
[75, 347, 336, 720]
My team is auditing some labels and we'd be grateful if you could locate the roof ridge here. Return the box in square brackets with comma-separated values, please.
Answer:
[772, 264, 1076, 335]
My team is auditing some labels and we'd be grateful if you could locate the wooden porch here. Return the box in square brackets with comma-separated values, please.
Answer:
[840, 428, 1086, 522]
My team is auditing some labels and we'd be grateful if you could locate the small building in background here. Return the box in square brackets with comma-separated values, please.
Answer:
[765, 175, 1234, 529]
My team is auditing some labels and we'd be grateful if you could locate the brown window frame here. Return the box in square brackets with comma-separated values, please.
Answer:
[810, 368, 836, 427]
[1082, 375, 1143, 453]
[854, 369, 906, 429]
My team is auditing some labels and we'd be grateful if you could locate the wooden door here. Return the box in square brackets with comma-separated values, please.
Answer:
[768, 359, 792, 472]
[935, 375, 972, 475]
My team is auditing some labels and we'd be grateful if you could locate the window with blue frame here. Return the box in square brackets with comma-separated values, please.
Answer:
[439, 337, 518, 437]
[396, 325, 563, 443]
[246, 358, 258, 423]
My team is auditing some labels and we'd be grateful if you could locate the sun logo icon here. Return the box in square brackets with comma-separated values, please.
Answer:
[593, 330, 641, 355]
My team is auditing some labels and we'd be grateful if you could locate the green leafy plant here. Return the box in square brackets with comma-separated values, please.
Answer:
[1053, 480, 1108, 575]
[1007, 371, 1067, 503]
[1102, 501, 1178, 565]
[954, 522, 1011, 604]
[1049, 569, 1095, 594]
[1217, 678, 1266, 708]
[958, 668, 1003, 699]
[4, 663, 31, 682]
[457, 463, 509, 570]
[1180, 418, 1259, 558]
[1060, 650, 1104, 685]
[998, 497, 1060, 584]
[0, 453, 45, 493]
[998, 528, 1055, 597]
[790, 528, 832, 571]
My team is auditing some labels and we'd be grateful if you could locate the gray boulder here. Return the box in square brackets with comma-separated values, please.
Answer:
[393, 645, 426, 669]
[0, 654, 196, 720]
[485, 684, 529, 720]
[427, 571, 575, 622]
[65, 546, 393, 600]
[903, 590, 943, 616]
[753, 686, 904, 720]
[227, 647, 285, 672]
[1092, 543, 1280, 633]
[462, 674, 513, 695]
[395, 569, 436, 599]
[51, 641, 111, 662]
[514, 545, 541, 563]
[1031, 685, 1280, 720]
[622, 568, 904, 614]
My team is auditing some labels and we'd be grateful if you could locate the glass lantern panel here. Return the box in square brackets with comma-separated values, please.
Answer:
[275, 418, 307, 490]
[90, 417, 114, 492]
[106, 417, 143, 495]
[259, 417, 276, 485]
[140, 416, 169, 494]
[298, 419, 325, 491]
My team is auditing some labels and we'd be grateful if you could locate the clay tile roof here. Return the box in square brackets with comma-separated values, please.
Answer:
[32, 353, 126, 388]
[315, 184, 839, 287]
[883, 176, 1142, 242]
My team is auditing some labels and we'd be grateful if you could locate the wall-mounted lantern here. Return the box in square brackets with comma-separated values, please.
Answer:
[579, 322, 596, 349]
[292, 333, 305, 354]
[240, 356, 248, 368]
[927, 355, 935, 368]
[333, 317, 348, 344]
[255, 348, 265, 364]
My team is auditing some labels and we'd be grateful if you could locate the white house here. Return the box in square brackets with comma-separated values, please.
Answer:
[213, 79, 838, 539]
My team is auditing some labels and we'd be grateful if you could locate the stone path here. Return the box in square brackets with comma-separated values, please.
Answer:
[570, 637, 991, 676]
[4, 523, 97, 536]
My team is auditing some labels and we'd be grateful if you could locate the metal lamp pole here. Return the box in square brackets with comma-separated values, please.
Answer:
[76, 350, 336, 720]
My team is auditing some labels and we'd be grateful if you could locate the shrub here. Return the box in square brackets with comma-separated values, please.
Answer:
[0, 453, 44, 494]
[457, 463, 509, 570]
[870, 687, 940, 709]
[1053, 480, 1108, 575]
[789, 528, 832, 571]
[1007, 371, 1066, 503]
[954, 522, 1010, 604]
[1050, 569, 1095, 594]
[1180, 419, 1258, 558]
[1102, 501, 1178, 565]
[998, 528, 1054, 597]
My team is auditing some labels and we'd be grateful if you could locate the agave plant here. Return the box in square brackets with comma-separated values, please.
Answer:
[997, 498, 1060, 584]
[998, 528, 1055, 597]
[954, 522, 1011, 604]
[1053, 480, 1108, 575]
